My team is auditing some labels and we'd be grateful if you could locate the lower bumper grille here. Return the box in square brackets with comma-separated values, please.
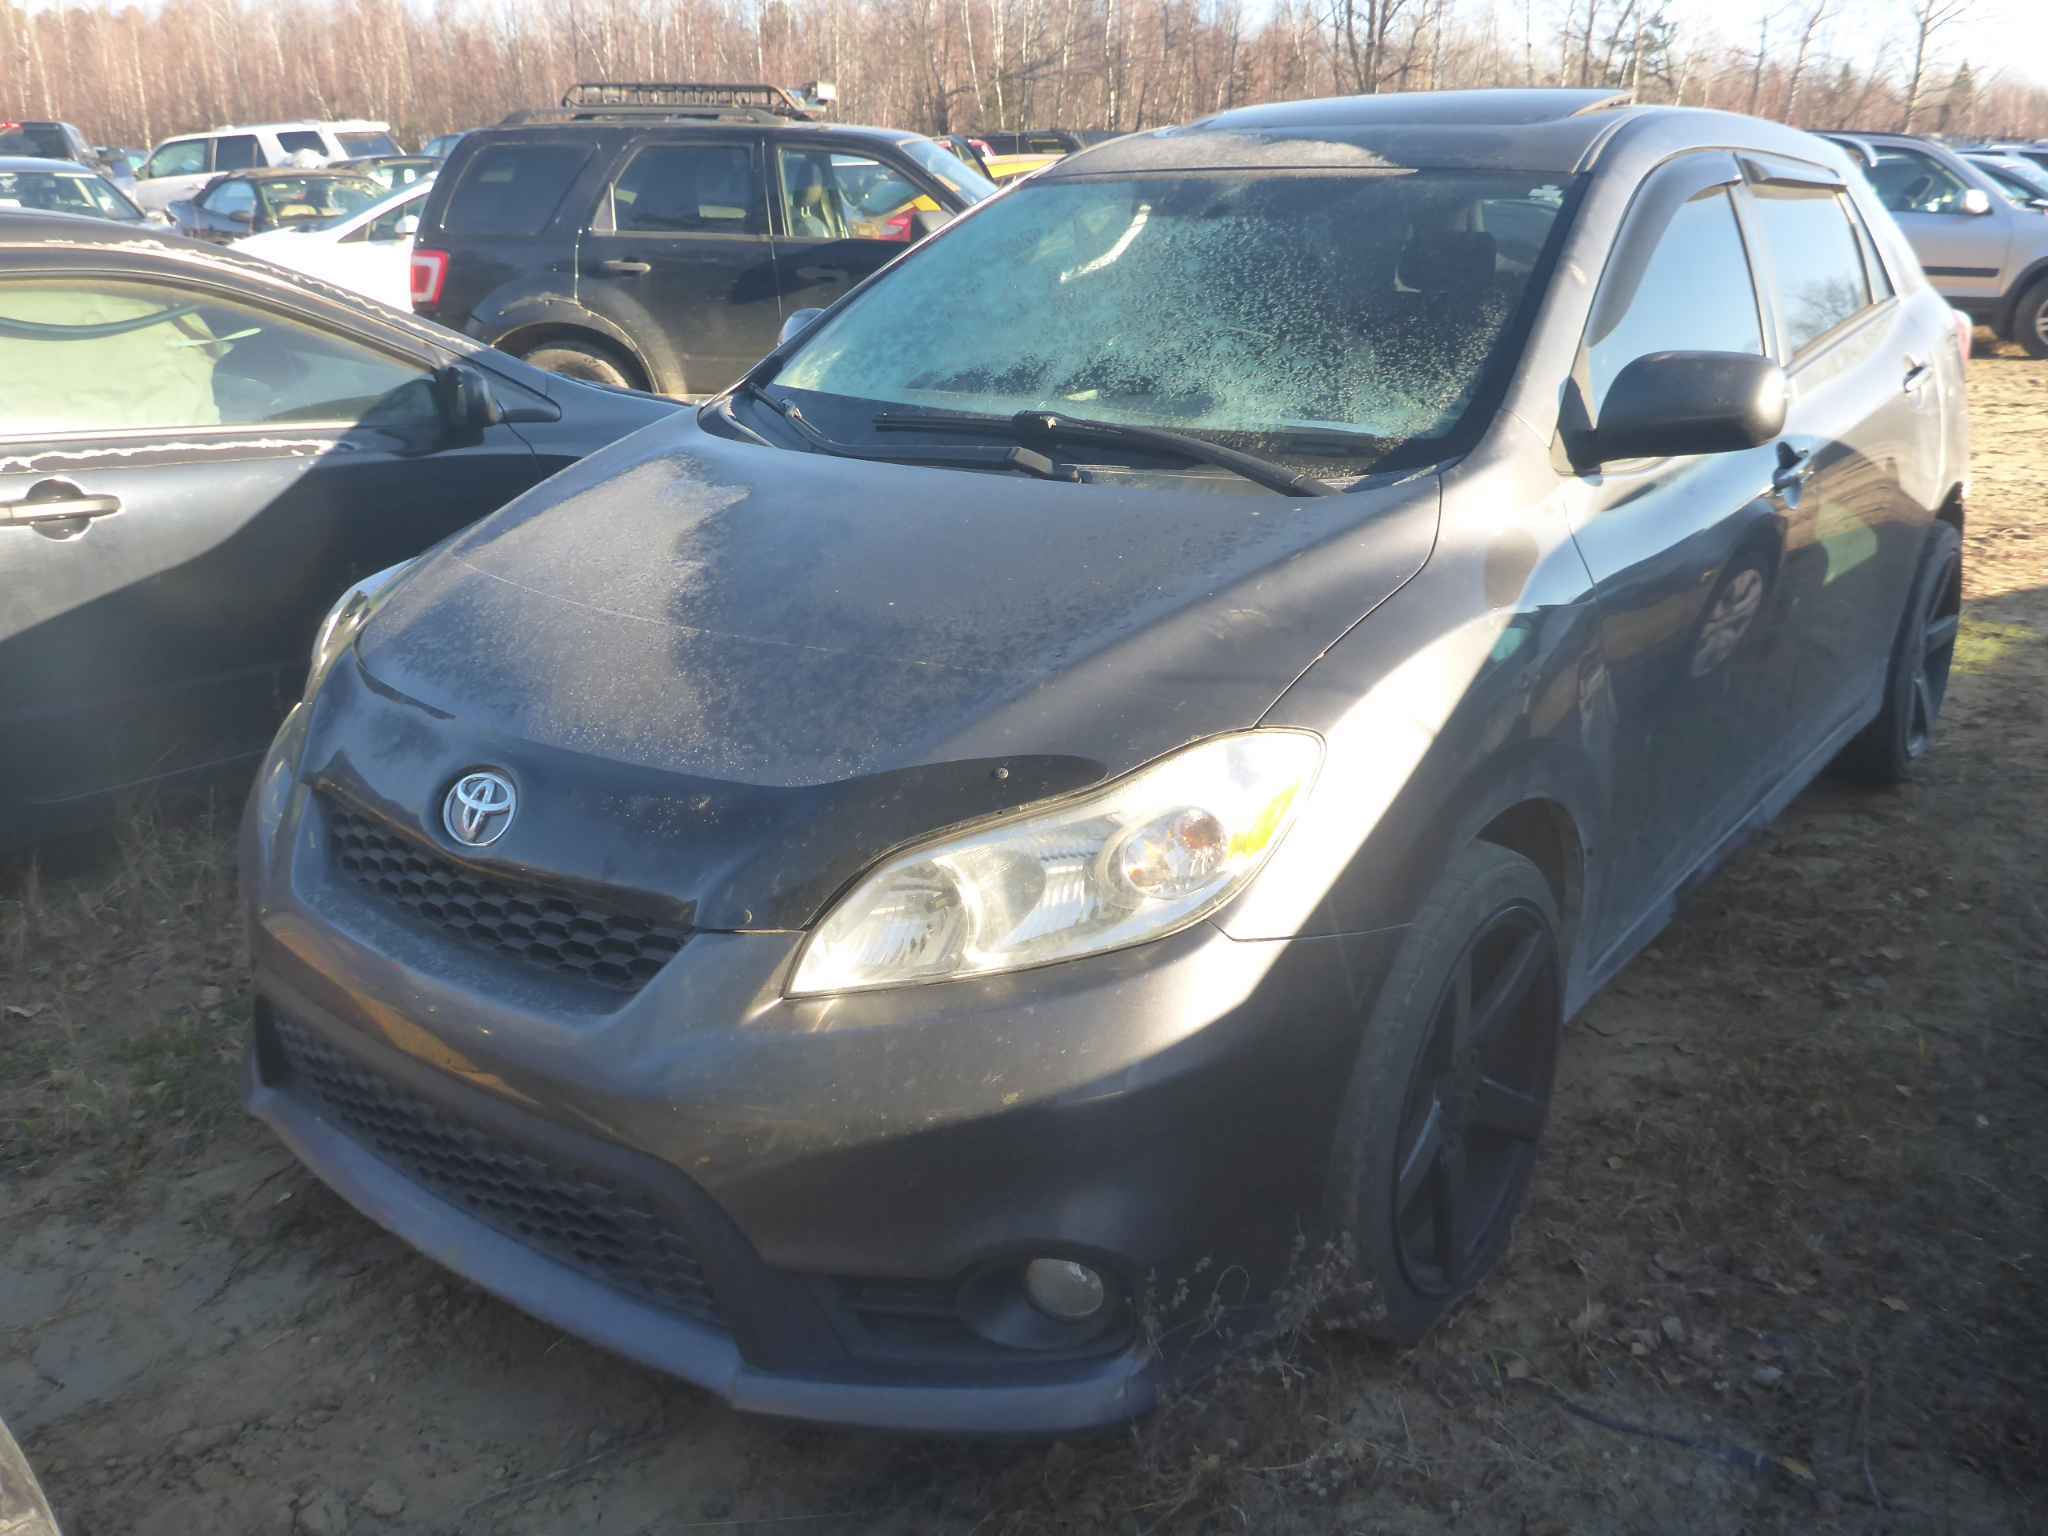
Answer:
[269, 1011, 724, 1327]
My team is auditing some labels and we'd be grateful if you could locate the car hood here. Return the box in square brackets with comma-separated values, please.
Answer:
[323, 415, 1438, 929]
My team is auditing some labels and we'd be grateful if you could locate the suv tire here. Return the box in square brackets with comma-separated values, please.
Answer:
[1836, 520, 1963, 783]
[522, 339, 642, 391]
[2015, 275, 2048, 360]
[1327, 842, 1563, 1343]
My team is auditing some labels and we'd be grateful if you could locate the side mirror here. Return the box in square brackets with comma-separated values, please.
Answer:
[1961, 187, 1994, 216]
[228, 208, 254, 225]
[144, 209, 173, 227]
[778, 307, 825, 347]
[394, 213, 420, 237]
[431, 362, 505, 443]
[1577, 351, 1788, 467]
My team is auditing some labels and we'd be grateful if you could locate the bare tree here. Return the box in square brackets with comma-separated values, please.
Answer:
[1900, 0, 1971, 131]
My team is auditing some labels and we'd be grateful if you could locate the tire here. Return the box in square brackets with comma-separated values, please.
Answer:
[1835, 520, 1963, 784]
[520, 340, 640, 391]
[1326, 842, 1564, 1343]
[2014, 276, 2048, 361]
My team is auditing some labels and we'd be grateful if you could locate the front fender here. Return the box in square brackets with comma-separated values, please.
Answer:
[468, 292, 657, 389]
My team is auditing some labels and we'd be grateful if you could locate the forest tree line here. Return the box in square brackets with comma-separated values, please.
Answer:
[4, 0, 2044, 156]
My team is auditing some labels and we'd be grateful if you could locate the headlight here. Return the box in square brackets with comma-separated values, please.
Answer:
[305, 559, 415, 701]
[789, 730, 1322, 995]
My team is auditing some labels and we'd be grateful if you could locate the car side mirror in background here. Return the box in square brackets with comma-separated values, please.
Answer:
[229, 208, 253, 225]
[144, 209, 173, 227]
[778, 308, 825, 347]
[1961, 187, 1994, 216]
[1577, 351, 1788, 467]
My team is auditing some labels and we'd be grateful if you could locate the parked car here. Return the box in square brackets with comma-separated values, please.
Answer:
[0, 156, 160, 224]
[236, 177, 432, 310]
[0, 213, 679, 847]
[0, 119, 99, 167]
[972, 127, 1120, 155]
[409, 82, 996, 394]
[1824, 130, 2048, 356]
[97, 144, 148, 182]
[170, 168, 387, 244]
[0, 1415, 61, 1536]
[984, 151, 1061, 185]
[128, 120, 401, 212]
[243, 88, 1968, 1432]
[1959, 150, 2048, 210]
[420, 131, 469, 159]
[1966, 141, 2048, 178]
[337, 154, 440, 191]
[935, 132, 995, 175]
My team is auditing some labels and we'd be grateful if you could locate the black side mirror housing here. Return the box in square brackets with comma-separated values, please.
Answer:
[431, 362, 558, 444]
[1576, 350, 1788, 467]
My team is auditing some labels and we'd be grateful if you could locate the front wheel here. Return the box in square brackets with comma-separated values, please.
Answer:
[1327, 842, 1564, 1342]
[521, 339, 642, 391]
[1835, 520, 1963, 784]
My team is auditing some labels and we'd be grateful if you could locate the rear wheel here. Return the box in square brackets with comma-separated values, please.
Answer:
[1836, 520, 1963, 784]
[520, 339, 642, 391]
[1328, 842, 1563, 1342]
[2014, 277, 2048, 361]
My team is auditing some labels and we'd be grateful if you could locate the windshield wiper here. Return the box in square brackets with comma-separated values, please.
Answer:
[871, 408, 1338, 497]
[734, 384, 1086, 481]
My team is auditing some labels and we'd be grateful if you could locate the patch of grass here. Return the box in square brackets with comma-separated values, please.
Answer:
[1953, 618, 2042, 676]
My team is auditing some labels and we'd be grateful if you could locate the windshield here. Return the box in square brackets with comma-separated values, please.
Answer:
[256, 175, 385, 227]
[773, 168, 1576, 476]
[0, 168, 142, 220]
[900, 137, 997, 205]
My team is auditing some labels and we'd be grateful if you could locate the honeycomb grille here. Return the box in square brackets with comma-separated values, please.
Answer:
[271, 1012, 725, 1326]
[327, 803, 687, 992]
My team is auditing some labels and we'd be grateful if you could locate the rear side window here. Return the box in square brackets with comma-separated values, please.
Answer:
[1864, 147, 1974, 216]
[339, 132, 400, 158]
[1748, 186, 1872, 354]
[213, 135, 261, 171]
[1583, 186, 1763, 419]
[277, 130, 326, 157]
[445, 142, 589, 236]
[610, 144, 764, 234]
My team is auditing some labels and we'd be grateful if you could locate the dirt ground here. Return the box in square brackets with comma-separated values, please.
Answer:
[3, 350, 2044, 1536]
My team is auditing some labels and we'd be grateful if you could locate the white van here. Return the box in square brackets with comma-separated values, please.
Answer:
[129, 120, 401, 210]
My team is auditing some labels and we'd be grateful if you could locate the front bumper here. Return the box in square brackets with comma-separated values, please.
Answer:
[242, 730, 1400, 1432]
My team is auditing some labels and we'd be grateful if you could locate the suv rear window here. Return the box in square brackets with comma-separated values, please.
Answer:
[213, 135, 261, 171]
[445, 142, 590, 236]
[338, 132, 400, 158]
[0, 124, 69, 158]
[277, 131, 327, 157]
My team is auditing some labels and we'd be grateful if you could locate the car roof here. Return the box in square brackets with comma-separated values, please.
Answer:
[469, 118, 923, 144]
[214, 167, 384, 182]
[1045, 89, 1860, 181]
[161, 120, 391, 141]
[0, 156, 99, 174]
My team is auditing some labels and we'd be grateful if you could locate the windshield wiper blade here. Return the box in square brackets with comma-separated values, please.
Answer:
[871, 408, 1338, 497]
[735, 385, 1084, 481]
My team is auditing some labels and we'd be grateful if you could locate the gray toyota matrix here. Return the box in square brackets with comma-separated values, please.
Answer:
[241, 89, 1970, 1432]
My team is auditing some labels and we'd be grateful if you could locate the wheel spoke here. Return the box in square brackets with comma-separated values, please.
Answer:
[1431, 1157, 1461, 1281]
[1469, 925, 1545, 1049]
[1396, 1098, 1446, 1215]
[1471, 1074, 1547, 1140]
[1912, 670, 1934, 738]
[1924, 612, 1959, 657]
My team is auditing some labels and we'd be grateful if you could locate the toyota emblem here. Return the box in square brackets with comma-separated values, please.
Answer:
[443, 770, 517, 847]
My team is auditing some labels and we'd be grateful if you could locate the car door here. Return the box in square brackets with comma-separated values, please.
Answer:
[326, 189, 427, 310]
[131, 136, 214, 211]
[0, 260, 544, 824]
[576, 136, 781, 396]
[1560, 153, 1805, 952]
[1735, 161, 1934, 749]
[1857, 143, 2014, 309]
[769, 143, 942, 317]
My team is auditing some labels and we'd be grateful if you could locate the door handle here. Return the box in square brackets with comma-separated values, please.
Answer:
[795, 265, 846, 282]
[1902, 355, 1931, 392]
[1771, 444, 1814, 494]
[2, 479, 122, 526]
[596, 258, 651, 275]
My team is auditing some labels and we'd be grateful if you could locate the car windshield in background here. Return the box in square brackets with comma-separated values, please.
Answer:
[900, 137, 997, 204]
[0, 124, 68, 158]
[773, 168, 1577, 477]
[257, 175, 384, 228]
[337, 132, 401, 158]
[0, 169, 142, 220]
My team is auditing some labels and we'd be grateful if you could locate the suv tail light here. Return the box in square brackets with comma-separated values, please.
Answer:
[410, 247, 449, 308]
[1951, 306, 1973, 364]
[879, 212, 915, 243]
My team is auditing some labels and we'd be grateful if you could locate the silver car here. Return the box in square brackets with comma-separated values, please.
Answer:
[1827, 131, 2048, 356]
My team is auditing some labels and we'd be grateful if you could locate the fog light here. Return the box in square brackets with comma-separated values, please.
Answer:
[1023, 1258, 1106, 1321]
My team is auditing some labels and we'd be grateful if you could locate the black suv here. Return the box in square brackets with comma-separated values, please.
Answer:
[410, 84, 997, 396]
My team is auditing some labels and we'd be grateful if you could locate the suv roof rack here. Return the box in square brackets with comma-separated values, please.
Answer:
[498, 82, 829, 127]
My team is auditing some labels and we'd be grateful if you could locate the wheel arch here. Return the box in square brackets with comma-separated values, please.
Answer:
[492, 320, 654, 392]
